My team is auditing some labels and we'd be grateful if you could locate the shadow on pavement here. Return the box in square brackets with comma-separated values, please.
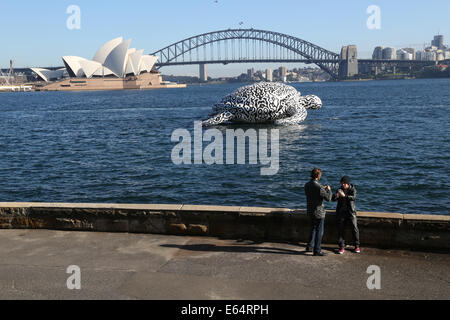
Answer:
[160, 242, 337, 256]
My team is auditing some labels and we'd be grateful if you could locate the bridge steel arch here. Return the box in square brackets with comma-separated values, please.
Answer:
[151, 29, 341, 79]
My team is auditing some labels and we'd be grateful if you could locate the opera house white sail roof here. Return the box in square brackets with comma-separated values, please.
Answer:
[30, 68, 67, 82]
[32, 37, 159, 82]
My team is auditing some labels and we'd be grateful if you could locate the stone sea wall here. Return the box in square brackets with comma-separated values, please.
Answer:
[0, 203, 449, 252]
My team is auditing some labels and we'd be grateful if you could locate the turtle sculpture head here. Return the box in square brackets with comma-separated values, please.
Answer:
[202, 82, 322, 126]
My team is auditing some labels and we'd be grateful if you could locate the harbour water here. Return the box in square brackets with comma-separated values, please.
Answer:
[0, 78, 449, 215]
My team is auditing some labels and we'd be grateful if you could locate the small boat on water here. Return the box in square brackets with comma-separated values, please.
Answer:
[0, 85, 33, 92]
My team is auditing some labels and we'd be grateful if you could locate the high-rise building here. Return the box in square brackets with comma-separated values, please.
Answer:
[416, 51, 424, 61]
[432, 35, 444, 50]
[403, 48, 416, 60]
[423, 51, 437, 61]
[418, 48, 440, 61]
[382, 47, 396, 60]
[340, 46, 348, 60]
[266, 69, 273, 82]
[396, 49, 413, 60]
[279, 66, 287, 82]
[247, 68, 254, 78]
[436, 51, 445, 61]
[372, 46, 384, 59]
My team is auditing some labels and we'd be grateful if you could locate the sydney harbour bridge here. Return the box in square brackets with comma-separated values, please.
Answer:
[151, 28, 435, 80]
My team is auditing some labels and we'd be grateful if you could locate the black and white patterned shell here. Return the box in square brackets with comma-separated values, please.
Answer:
[202, 82, 322, 126]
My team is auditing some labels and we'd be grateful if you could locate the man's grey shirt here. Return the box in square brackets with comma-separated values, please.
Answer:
[304, 179, 332, 219]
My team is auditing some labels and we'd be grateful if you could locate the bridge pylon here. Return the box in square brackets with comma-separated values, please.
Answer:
[339, 45, 359, 79]
[199, 64, 207, 82]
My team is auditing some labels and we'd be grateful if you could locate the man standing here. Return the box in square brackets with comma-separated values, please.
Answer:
[332, 176, 360, 254]
[304, 167, 332, 256]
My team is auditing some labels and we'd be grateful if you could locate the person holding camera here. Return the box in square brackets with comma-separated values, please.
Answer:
[304, 167, 332, 256]
[332, 176, 360, 254]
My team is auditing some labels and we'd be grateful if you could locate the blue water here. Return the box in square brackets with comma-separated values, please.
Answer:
[0, 78, 449, 215]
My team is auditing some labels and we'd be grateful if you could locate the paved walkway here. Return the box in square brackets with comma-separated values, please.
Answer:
[0, 229, 448, 300]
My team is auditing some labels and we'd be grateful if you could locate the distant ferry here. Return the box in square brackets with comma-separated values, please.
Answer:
[0, 85, 33, 92]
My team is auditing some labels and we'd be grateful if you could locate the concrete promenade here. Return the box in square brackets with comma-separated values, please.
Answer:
[0, 229, 449, 300]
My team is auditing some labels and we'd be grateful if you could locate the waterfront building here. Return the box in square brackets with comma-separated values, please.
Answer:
[30, 37, 185, 91]
[403, 48, 416, 60]
[396, 49, 413, 60]
[431, 35, 445, 50]
[423, 51, 437, 61]
[32, 37, 158, 82]
[416, 51, 424, 61]
[382, 47, 396, 60]
[417, 50, 434, 61]
[247, 68, 254, 78]
[279, 66, 287, 82]
[265, 69, 273, 82]
[372, 46, 384, 60]
[436, 51, 445, 61]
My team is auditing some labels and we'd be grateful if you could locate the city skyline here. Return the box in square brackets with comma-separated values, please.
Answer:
[1, 0, 449, 77]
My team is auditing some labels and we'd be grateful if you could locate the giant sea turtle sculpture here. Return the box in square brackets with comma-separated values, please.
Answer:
[202, 82, 322, 126]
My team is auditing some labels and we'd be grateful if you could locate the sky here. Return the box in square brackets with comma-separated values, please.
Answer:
[1, 0, 449, 77]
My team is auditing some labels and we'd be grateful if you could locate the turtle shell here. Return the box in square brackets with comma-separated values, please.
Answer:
[212, 82, 302, 123]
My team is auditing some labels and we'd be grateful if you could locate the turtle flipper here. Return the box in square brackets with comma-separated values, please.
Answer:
[202, 111, 235, 126]
[274, 107, 307, 125]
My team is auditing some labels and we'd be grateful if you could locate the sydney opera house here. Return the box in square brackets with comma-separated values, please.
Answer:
[31, 37, 184, 91]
